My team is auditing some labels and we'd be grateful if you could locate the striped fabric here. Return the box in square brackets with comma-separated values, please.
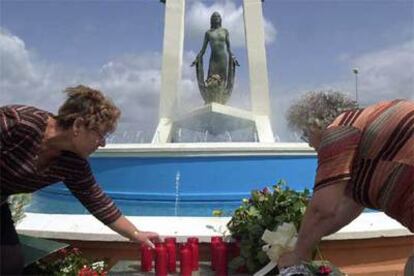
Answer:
[0, 105, 122, 225]
[315, 100, 414, 232]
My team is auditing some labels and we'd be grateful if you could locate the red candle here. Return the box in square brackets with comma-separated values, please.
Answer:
[140, 244, 153, 272]
[165, 237, 177, 244]
[229, 241, 241, 260]
[155, 244, 168, 276]
[215, 242, 228, 276]
[187, 237, 199, 271]
[228, 241, 245, 272]
[179, 243, 192, 276]
[211, 236, 223, 270]
[165, 239, 177, 273]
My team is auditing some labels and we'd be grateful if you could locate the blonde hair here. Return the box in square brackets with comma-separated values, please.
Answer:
[56, 85, 121, 133]
[286, 90, 358, 133]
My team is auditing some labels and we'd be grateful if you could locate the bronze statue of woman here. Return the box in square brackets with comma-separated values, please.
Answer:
[191, 12, 239, 104]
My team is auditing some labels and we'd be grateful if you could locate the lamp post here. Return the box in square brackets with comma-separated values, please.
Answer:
[352, 68, 359, 102]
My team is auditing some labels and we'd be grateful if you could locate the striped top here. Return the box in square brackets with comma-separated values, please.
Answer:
[0, 105, 122, 225]
[315, 100, 413, 231]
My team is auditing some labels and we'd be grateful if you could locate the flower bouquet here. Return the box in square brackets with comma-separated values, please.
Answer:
[31, 246, 108, 276]
[227, 180, 345, 275]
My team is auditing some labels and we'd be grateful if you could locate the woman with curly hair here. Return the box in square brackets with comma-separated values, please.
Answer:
[1, 85, 160, 275]
[278, 91, 413, 275]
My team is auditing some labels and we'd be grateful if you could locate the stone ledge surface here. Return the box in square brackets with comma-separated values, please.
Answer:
[16, 212, 412, 242]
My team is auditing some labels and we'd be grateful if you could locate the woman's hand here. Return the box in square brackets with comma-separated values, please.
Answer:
[278, 251, 302, 269]
[108, 216, 161, 248]
[132, 230, 161, 248]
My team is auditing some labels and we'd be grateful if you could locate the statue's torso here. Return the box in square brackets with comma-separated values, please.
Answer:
[208, 28, 228, 58]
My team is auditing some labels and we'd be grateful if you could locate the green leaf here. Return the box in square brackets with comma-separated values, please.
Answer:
[257, 250, 269, 264]
[228, 256, 245, 271]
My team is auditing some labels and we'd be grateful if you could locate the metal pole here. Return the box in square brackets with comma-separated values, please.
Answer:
[352, 68, 359, 102]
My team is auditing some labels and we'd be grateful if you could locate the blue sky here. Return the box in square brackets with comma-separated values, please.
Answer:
[1, 0, 413, 142]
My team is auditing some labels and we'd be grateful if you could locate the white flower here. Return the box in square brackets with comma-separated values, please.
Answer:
[261, 222, 297, 262]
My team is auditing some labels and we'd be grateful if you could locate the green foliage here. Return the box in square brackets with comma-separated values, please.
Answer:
[227, 180, 310, 274]
[8, 193, 31, 224]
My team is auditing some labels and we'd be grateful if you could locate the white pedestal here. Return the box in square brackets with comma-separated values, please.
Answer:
[152, 103, 274, 143]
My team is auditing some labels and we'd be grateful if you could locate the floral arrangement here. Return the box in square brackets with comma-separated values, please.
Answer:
[227, 180, 345, 275]
[227, 180, 310, 274]
[306, 260, 345, 276]
[33, 247, 108, 276]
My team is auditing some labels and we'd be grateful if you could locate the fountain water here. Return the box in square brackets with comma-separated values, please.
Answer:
[174, 171, 181, 216]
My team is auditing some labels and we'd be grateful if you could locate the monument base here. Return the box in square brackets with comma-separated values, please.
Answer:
[152, 103, 274, 143]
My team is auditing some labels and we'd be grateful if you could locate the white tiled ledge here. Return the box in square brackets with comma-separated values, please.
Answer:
[93, 143, 316, 157]
[16, 212, 411, 243]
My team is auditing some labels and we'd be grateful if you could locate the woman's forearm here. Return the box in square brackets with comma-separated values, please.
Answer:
[107, 216, 160, 247]
[108, 215, 140, 241]
[294, 185, 363, 260]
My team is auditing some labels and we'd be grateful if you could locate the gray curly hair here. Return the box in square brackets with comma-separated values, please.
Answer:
[286, 90, 358, 135]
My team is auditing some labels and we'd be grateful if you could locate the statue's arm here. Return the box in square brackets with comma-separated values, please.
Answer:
[199, 32, 209, 56]
[191, 32, 209, 66]
[225, 29, 239, 66]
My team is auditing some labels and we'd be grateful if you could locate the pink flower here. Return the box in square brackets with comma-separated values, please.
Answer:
[262, 187, 270, 194]
[72, 247, 81, 255]
[318, 265, 332, 275]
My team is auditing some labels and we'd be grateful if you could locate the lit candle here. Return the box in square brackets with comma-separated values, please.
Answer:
[165, 237, 177, 273]
[215, 242, 228, 276]
[187, 237, 199, 271]
[140, 244, 153, 272]
[211, 236, 223, 270]
[179, 243, 192, 276]
[155, 243, 168, 276]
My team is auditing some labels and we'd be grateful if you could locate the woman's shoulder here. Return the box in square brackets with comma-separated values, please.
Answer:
[1, 104, 49, 122]
[1, 105, 50, 134]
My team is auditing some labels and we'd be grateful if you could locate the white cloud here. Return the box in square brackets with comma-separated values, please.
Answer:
[186, 0, 276, 48]
[0, 28, 164, 141]
[0, 27, 65, 109]
[349, 40, 414, 104]
[271, 40, 414, 141]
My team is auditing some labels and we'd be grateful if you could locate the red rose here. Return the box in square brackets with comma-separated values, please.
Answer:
[318, 265, 332, 275]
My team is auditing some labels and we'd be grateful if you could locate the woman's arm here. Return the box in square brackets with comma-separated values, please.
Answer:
[278, 181, 363, 267]
[63, 160, 160, 248]
[108, 215, 160, 248]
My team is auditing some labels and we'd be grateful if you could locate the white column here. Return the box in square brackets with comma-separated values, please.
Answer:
[243, 0, 274, 142]
[242, 0, 271, 116]
[153, 0, 186, 143]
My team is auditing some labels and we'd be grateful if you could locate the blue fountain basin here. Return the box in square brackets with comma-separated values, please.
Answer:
[27, 143, 317, 216]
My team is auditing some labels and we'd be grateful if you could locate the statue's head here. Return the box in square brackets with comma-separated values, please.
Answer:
[210, 12, 222, 28]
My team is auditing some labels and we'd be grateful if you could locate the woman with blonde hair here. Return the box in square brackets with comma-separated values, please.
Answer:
[278, 91, 413, 275]
[1, 85, 160, 275]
